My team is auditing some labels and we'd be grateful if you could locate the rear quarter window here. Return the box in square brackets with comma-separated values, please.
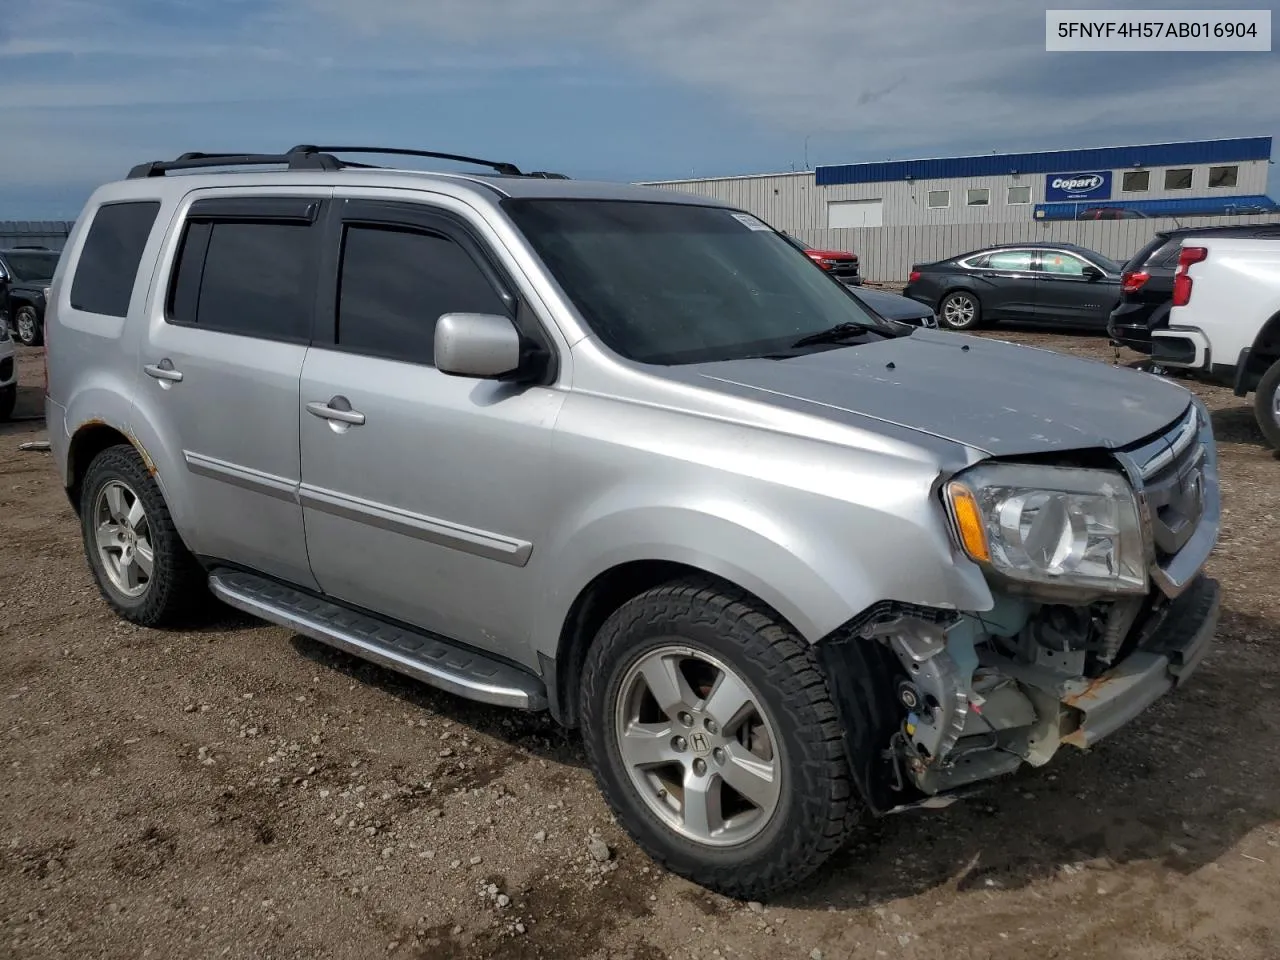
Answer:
[68, 200, 162, 317]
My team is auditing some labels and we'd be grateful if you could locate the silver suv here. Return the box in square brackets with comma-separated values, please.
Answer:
[45, 146, 1221, 899]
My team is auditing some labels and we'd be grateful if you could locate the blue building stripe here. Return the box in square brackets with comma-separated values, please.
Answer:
[1033, 194, 1279, 221]
[815, 137, 1273, 187]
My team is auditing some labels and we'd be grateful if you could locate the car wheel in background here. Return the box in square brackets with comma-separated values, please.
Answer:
[1254, 359, 1280, 451]
[80, 444, 208, 627]
[14, 306, 43, 347]
[938, 291, 982, 331]
[579, 578, 857, 899]
[0, 384, 14, 421]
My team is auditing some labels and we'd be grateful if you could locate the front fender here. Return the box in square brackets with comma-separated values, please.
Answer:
[532, 496, 993, 660]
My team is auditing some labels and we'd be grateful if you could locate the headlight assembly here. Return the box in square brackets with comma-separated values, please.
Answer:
[945, 463, 1146, 594]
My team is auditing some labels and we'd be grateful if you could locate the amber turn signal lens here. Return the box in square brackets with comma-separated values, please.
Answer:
[947, 482, 990, 563]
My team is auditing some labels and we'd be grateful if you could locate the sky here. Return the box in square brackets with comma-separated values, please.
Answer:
[1, 0, 1278, 219]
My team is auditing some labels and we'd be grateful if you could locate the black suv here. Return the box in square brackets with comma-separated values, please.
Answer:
[0, 246, 61, 346]
[1109, 223, 1280, 354]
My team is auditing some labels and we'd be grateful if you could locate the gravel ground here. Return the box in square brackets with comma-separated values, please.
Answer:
[2, 335, 1278, 960]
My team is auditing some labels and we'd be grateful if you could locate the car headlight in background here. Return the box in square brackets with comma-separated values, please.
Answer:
[945, 463, 1146, 594]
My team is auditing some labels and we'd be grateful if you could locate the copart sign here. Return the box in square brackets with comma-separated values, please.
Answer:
[1045, 170, 1113, 202]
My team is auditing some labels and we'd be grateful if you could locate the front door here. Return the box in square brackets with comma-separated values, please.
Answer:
[1034, 250, 1120, 327]
[133, 194, 325, 589]
[298, 198, 564, 662]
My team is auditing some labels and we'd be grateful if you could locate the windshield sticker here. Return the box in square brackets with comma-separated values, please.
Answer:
[730, 212, 771, 231]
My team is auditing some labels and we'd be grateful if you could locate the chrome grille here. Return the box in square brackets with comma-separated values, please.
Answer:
[1122, 403, 1219, 597]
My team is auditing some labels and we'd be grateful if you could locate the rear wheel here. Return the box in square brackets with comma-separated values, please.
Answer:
[80, 444, 207, 626]
[579, 579, 856, 899]
[1254, 358, 1280, 451]
[0, 384, 14, 421]
[14, 306, 42, 347]
[938, 290, 982, 330]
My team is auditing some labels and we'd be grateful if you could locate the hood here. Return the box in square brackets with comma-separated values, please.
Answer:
[668, 330, 1191, 456]
[805, 248, 857, 261]
[850, 286, 932, 322]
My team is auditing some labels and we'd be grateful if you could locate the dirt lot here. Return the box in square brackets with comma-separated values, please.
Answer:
[2, 335, 1278, 960]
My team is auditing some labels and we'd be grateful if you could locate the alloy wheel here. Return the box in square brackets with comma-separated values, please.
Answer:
[614, 644, 781, 847]
[93, 480, 155, 598]
[942, 295, 977, 328]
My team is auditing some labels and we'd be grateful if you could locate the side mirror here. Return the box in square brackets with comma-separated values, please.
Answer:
[434, 312, 522, 379]
[1082, 265, 1104, 281]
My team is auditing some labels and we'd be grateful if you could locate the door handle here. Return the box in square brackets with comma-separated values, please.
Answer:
[144, 361, 183, 383]
[306, 399, 366, 426]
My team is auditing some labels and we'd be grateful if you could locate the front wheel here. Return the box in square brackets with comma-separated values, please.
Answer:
[938, 291, 982, 330]
[579, 579, 857, 899]
[14, 306, 42, 347]
[1254, 358, 1280, 451]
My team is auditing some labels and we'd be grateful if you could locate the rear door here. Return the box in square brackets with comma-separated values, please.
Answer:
[1033, 249, 1120, 327]
[297, 197, 565, 661]
[974, 249, 1039, 319]
[132, 192, 325, 589]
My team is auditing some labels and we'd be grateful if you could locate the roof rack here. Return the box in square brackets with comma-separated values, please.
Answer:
[127, 145, 568, 180]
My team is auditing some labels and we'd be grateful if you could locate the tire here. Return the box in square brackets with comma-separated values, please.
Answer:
[0, 384, 14, 421]
[938, 290, 982, 330]
[14, 305, 43, 347]
[1254, 358, 1280, 451]
[80, 444, 207, 627]
[579, 578, 856, 899]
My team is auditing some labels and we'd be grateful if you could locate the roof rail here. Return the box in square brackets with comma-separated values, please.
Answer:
[127, 150, 344, 179]
[127, 145, 569, 180]
[288, 145, 524, 177]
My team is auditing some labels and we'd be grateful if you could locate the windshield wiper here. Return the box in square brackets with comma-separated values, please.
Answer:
[790, 322, 885, 349]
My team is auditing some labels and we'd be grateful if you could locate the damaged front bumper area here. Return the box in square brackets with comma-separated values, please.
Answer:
[820, 575, 1219, 810]
[819, 402, 1222, 811]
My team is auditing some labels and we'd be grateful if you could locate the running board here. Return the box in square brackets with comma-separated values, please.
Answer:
[207, 568, 547, 710]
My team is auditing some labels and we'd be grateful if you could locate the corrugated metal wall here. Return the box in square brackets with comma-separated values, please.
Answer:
[643, 177, 1280, 281]
[794, 214, 1280, 282]
[645, 161, 1271, 228]
[0, 221, 74, 250]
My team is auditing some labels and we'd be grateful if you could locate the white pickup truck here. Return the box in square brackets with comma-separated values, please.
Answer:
[1154, 232, 1280, 449]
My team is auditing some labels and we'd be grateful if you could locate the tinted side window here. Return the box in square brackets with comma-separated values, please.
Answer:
[1039, 252, 1088, 276]
[168, 220, 313, 340]
[69, 201, 161, 317]
[986, 250, 1033, 271]
[336, 225, 506, 366]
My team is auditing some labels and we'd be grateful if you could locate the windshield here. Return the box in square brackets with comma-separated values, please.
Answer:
[503, 199, 887, 365]
[2, 251, 59, 282]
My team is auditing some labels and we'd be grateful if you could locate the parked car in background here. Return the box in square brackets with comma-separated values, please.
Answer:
[1109, 223, 1280, 355]
[0, 317, 15, 420]
[1075, 207, 1149, 221]
[0, 246, 61, 346]
[847, 285, 937, 327]
[46, 145, 1221, 898]
[782, 234, 861, 285]
[1154, 232, 1280, 448]
[903, 242, 1122, 331]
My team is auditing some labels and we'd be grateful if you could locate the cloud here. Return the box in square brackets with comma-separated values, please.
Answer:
[296, 0, 1280, 156]
[0, 0, 1275, 208]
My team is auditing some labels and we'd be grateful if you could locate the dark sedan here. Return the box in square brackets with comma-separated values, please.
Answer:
[903, 242, 1123, 331]
[848, 285, 936, 328]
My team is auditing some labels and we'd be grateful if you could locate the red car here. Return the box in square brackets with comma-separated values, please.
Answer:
[783, 234, 861, 285]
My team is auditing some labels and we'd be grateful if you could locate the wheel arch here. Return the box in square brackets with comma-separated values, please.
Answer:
[549, 560, 791, 727]
[65, 423, 159, 515]
[1248, 309, 1280, 368]
[937, 284, 981, 311]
